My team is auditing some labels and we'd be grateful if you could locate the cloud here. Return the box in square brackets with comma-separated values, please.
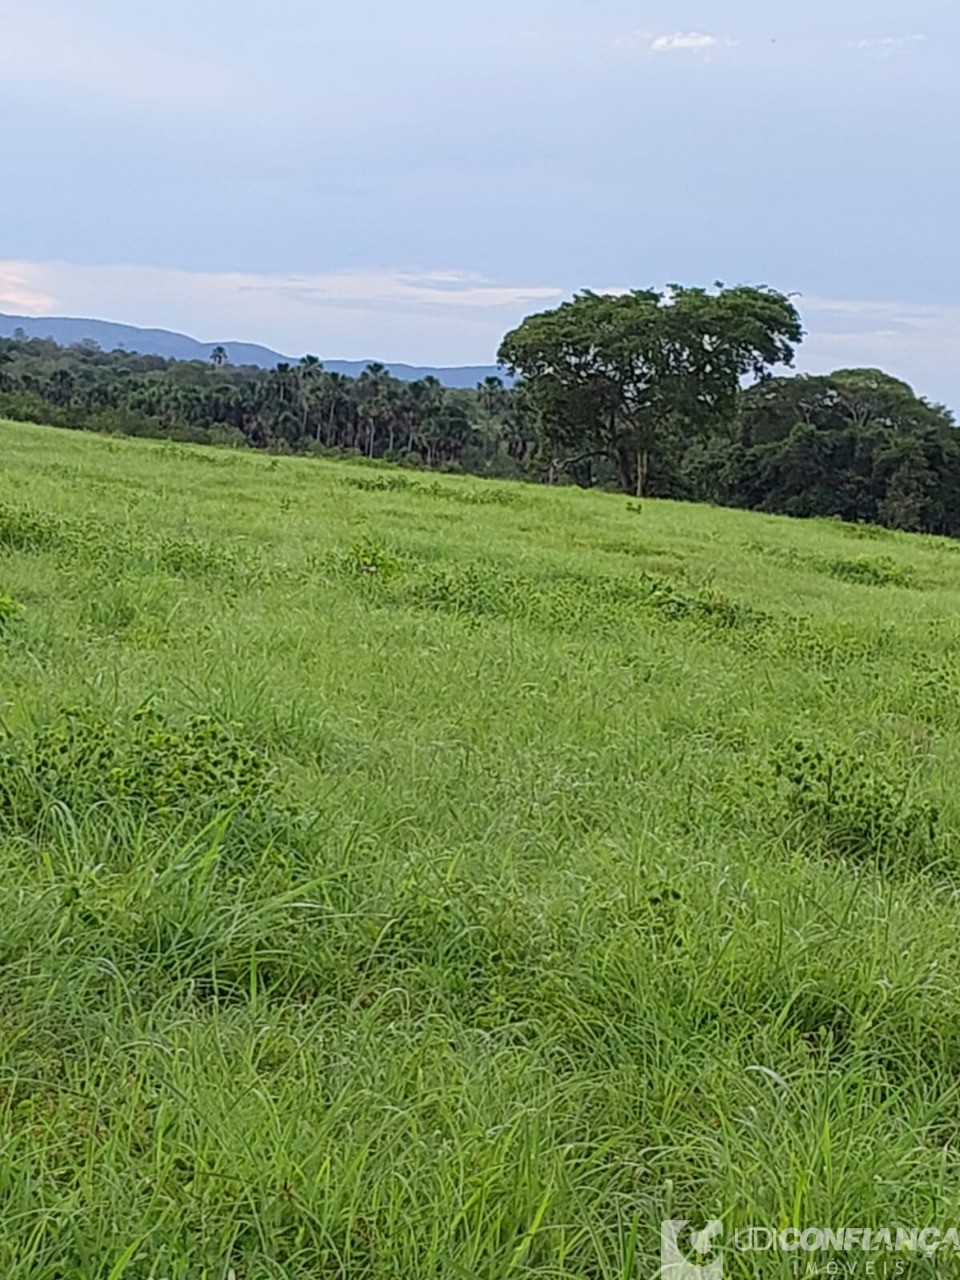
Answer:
[850, 35, 926, 57]
[0, 265, 56, 315]
[650, 32, 720, 53]
[618, 30, 738, 57]
[3, 261, 959, 406]
[0, 260, 565, 365]
[243, 270, 565, 314]
[794, 296, 960, 408]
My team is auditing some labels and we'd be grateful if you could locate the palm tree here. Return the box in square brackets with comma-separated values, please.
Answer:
[0, 347, 15, 392]
[477, 375, 508, 417]
[297, 355, 324, 437]
[318, 372, 353, 447]
[356, 363, 394, 457]
[410, 376, 445, 465]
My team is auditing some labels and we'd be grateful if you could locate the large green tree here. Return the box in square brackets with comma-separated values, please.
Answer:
[734, 367, 960, 530]
[497, 285, 803, 495]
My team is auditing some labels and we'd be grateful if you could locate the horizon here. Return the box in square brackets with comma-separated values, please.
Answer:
[3, 0, 959, 406]
[0, 306, 501, 371]
[1, 300, 955, 411]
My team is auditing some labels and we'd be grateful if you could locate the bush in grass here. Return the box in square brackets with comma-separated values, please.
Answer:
[0, 593, 23, 632]
[772, 739, 940, 868]
[342, 474, 415, 494]
[0, 502, 84, 555]
[825, 555, 914, 588]
[0, 704, 279, 830]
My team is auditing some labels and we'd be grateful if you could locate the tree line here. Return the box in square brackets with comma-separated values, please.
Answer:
[0, 334, 533, 474]
[2, 285, 958, 537]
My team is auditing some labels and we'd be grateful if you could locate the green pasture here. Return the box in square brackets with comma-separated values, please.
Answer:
[2, 419, 960, 1278]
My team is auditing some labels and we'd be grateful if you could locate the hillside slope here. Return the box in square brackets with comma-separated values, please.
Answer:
[0, 312, 504, 387]
[2, 418, 960, 1278]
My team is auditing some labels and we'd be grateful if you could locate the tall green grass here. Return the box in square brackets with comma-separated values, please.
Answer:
[2, 419, 960, 1278]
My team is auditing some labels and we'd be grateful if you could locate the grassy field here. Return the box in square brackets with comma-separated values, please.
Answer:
[3, 418, 960, 1279]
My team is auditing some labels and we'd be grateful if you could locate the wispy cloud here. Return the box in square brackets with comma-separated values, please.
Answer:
[4, 260, 959, 407]
[241, 270, 564, 314]
[650, 32, 722, 53]
[850, 34, 926, 57]
[616, 30, 739, 58]
[795, 296, 960, 407]
[0, 265, 57, 315]
[0, 260, 565, 364]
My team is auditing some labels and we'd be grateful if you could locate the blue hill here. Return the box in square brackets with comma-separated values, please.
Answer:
[0, 313, 505, 389]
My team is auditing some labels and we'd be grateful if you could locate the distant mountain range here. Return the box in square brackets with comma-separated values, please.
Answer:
[0, 313, 505, 390]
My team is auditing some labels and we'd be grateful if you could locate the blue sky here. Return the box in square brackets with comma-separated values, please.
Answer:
[2, 0, 958, 404]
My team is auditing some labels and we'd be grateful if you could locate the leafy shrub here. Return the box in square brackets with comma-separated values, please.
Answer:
[772, 739, 940, 868]
[637, 573, 769, 631]
[85, 407, 169, 437]
[150, 533, 255, 580]
[206, 424, 248, 448]
[825, 555, 914, 588]
[0, 592, 23, 631]
[343, 540, 406, 579]
[0, 704, 279, 831]
[326, 539, 768, 639]
[0, 392, 45, 423]
[424, 481, 521, 507]
[743, 541, 914, 589]
[772, 616, 894, 672]
[0, 499, 265, 588]
[839, 521, 892, 541]
[341, 474, 521, 506]
[0, 502, 83, 555]
[888, 653, 960, 731]
[342, 474, 415, 493]
[406, 562, 534, 622]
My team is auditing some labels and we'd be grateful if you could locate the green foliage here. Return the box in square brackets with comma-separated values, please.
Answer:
[329, 540, 768, 637]
[825, 555, 914, 587]
[0, 592, 23, 631]
[772, 739, 940, 867]
[342, 472, 522, 506]
[342, 472, 416, 493]
[4, 321, 960, 540]
[1, 419, 960, 1278]
[0, 334, 521, 480]
[0, 499, 266, 587]
[839, 521, 892, 541]
[637, 572, 769, 630]
[150, 532, 258, 580]
[344, 538, 406, 578]
[744, 540, 916, 589]
[429, 480, 521, 506]
[0, 704, 279, 831]
[498, 284, 802, 495]
[0, 499, 82, 554]
[727, 371, 960, 534]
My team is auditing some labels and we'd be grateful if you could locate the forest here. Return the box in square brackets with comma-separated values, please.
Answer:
[2, 284, 959, 537]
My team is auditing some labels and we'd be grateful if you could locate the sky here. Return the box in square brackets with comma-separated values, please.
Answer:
[2, 0, 958, 405]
